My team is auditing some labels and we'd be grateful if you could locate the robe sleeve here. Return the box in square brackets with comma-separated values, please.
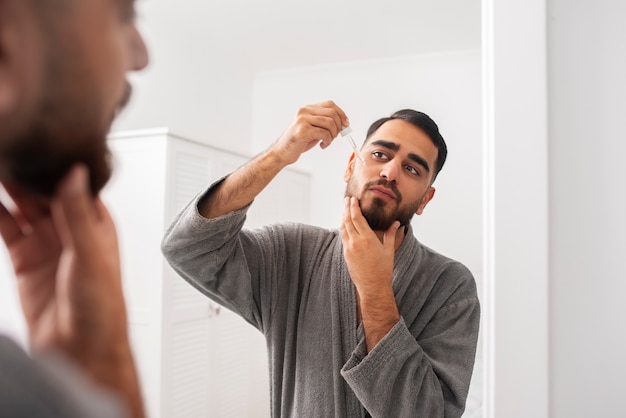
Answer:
[341, 286, 480, 418]
[160, 180, 274, 332]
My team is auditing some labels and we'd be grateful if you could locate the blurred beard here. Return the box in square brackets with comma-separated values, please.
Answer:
[0, 119, 112, 197]
[0, 78, 131, 198]
[345, 178, 421, 231]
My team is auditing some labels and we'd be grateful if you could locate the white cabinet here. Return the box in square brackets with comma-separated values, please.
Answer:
[103, 128, 310, 418]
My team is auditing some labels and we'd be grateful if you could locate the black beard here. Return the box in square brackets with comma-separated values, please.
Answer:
[0, 123, 112, 197]
[361, 197, 395, 230]
[360, 195, 419, 231]
[345, 178, 420, 231]
[0, 77, 131, 197]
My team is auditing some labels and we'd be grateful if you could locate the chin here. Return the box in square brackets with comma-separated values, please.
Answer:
[5, 151, 111, 197]
[0, 124, 113, 197]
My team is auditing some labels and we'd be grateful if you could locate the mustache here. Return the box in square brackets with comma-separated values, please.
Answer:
[116, 82, 133, 116]
[365, 179, 402, 201]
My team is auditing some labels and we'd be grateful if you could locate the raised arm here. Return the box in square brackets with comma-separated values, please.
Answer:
[199, 101, 348, 218]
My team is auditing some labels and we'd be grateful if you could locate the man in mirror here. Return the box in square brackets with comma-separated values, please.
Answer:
[0, 0, 149, 416]
[162, 101, 480, 417]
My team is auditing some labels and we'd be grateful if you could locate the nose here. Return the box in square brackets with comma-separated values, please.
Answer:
[129, 26, 150, 71]
[380, 161, 399, 183]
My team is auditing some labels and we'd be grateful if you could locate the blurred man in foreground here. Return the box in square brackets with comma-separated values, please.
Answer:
[0, 0, 149, 416]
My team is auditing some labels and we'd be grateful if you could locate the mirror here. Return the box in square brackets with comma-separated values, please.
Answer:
[0, 1, 484, 417]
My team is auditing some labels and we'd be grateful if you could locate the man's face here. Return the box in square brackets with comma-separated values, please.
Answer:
[0, 0, 149, 196]
[344, 119, 438, 231]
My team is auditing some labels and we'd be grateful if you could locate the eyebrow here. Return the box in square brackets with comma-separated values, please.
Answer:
[369, 140, 431, 173]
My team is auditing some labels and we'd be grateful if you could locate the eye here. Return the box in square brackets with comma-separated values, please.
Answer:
[372, 151, 389, 161]
[405, 165, 420, 176]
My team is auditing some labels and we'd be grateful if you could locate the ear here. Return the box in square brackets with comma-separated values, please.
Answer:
[416, 187, 436, 216]
[343, 152, 357, 183]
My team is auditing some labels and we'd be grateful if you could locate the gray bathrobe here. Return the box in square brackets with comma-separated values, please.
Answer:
[161, 186, 480, 418]
[0, 335, 126, 418]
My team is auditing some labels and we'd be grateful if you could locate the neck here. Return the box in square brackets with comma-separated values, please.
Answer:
[374, 225, 407, 252]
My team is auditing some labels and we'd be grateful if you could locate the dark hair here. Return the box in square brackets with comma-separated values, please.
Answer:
[366, 109, 447, 180]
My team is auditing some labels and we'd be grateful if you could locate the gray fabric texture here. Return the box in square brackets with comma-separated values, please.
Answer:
[161, 185, 480, 418]
[0, 334, 126, 418]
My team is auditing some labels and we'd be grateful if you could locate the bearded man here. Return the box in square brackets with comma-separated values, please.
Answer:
[161, 101, 480, 418]
[0, 0, 149, 417]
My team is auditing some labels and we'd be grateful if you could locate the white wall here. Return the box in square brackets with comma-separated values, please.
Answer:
[0, 186, 26, 343]
[0, 248, 26, 344]
[548, 1, 626, 417]
[112, 1, 255, 156]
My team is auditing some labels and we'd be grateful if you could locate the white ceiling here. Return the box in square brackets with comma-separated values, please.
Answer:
[143, 0, 481, 75]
